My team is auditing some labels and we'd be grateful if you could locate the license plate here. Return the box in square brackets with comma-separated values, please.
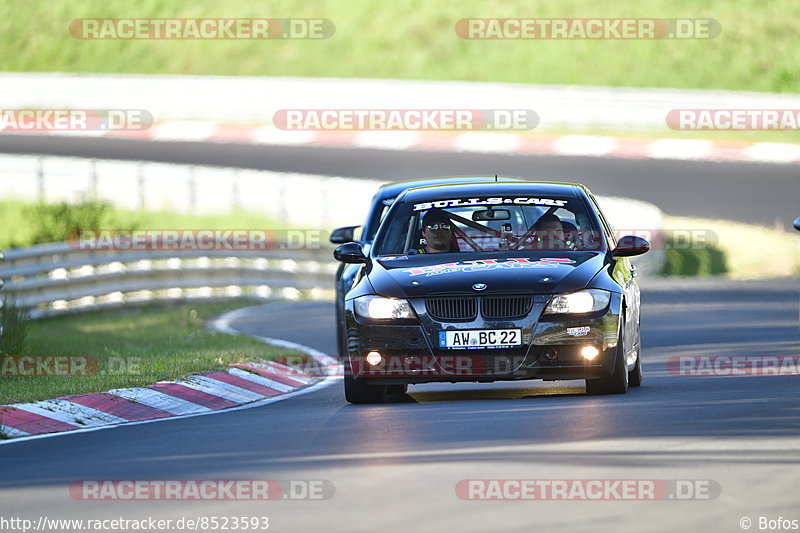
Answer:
[439, 329, 522, 349]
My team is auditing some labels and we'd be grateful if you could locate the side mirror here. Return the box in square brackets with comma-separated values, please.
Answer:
[612, 235, 650, 257]
[793, 217, 800, 232]
[330, 226, 360, 244]
[334, 242, 368, 264]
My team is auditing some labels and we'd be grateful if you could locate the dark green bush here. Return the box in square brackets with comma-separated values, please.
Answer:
[24, 197, 116, 245]
[659, 238, 728, 276]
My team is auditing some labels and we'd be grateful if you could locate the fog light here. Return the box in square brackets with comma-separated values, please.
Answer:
[366, 351, 382, 366]
[581, 346, 600, 361]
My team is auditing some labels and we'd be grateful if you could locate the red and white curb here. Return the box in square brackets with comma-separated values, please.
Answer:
[23, 123, 800, 164]
[0, 308, 342, 442]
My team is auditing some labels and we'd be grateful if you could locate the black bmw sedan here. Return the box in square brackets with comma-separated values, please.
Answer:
[333, 180, 650, 403]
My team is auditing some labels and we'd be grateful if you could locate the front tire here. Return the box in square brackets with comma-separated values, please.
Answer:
[335, 292, 348, 357]
[628, 317, 643, 387]
[628, 345, 643, 387]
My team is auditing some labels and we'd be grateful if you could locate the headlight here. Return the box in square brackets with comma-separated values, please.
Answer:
[354, 295, 416, 320]
[544, 289, 610, 314]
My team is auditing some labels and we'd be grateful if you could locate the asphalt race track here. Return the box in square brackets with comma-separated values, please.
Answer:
[1, 134, 799, 225]
[0, 141, 798, 532]
[1, 279, 798, 531]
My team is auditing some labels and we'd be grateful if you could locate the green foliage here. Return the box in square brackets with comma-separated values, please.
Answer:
[1, 199, 282, 250]
[660, 241, 728, 276]
[0, 296, 31, 356]
[0, 0, 798, 93]
[24, 197, 121, 245]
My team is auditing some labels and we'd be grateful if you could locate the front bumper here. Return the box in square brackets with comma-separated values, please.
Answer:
[343, 293, 623, 385]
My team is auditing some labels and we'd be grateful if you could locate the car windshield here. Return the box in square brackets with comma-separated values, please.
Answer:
[375, 195, 604, 256]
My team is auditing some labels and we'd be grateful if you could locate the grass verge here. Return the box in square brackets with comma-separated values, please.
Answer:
[0, 300, 304, 405]
[3, 0, 799, 94]
[0, 198, 282, 250]
[661, 216, 800, 279]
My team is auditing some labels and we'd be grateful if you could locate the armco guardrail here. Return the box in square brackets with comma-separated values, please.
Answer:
[0, 240, 337, 318]
[2, 225, 662, 321]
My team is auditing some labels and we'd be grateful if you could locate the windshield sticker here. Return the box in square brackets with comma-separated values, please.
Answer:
[404, 257, 576, 277]
[379, 255, 409, 261]
[413, 197, 568, 211]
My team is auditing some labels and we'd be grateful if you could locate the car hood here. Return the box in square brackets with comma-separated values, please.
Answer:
[367, 252, 606, 297]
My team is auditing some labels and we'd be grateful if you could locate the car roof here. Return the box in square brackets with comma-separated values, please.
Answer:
[396, 180, 588, 202]
[375, 176, 523, 200]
